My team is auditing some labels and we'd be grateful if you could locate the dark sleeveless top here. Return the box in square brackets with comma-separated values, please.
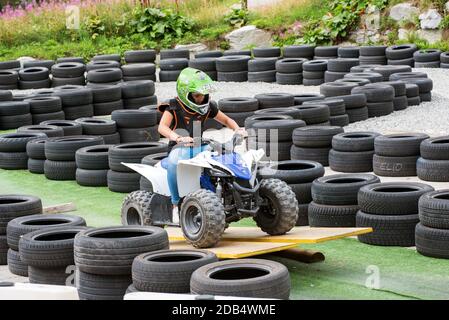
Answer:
[158, 97, 219, 151]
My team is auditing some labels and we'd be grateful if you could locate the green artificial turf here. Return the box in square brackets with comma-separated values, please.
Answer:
[1, 167, 449, 300]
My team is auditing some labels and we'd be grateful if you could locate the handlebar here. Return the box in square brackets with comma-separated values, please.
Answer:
[176, 134, 246, 152]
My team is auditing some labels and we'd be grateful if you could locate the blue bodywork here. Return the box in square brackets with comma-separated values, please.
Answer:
[211, 152, 252, 180]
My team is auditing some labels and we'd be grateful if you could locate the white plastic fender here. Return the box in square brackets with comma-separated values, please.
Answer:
[122, 162, 171, 196]
[177, 151, 214, 198]
[0, 282, 79, 300]
[124, 292, 275, 300]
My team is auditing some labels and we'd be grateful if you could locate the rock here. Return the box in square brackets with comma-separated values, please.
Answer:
[247, 0, 282, 9]
[225, 25, 272, 50]
[398, 28, 409, 41]
[17, 57, 35, 68]
[389, 3, 419, 22]
[446, 1, 449, 12]
[363, 6, 381, 31]
[417, 29, 443, 43]
[419, 9, 442, 30]
[350, 29, 380, 44]
[174, 43, 208, 54]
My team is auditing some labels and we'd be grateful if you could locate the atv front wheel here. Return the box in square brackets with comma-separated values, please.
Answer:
[255, 178, 298, 235]
[180, 189, 226, 248]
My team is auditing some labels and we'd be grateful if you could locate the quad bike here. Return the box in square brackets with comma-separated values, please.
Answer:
[120, 135, 298, 248]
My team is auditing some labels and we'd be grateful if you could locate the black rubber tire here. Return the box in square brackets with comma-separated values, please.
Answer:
[217, 71, 247, 82]
[190, 259, 290, 299]
[188, 58, 217, 72]
[111, 109, 157, 128]
[358, 182, 433, 215]
[215, 56, 250, 72]
[0, 89, 13, 101]
[218, 97, 259, 112]
[88, 84, 122, 103]
[292, 125, 343, 148]
[441, 52, 449, 64]
[19, 226, 87, 268]
[420, 92, 432, 102]
[123, 75, 156, 82]
[337, 94, 367, 110]
[276, 72, 303, 85]
[295, 105, 330, 125]
[18, 125, 63, 138]
[408, 96, 421, 106]
[159, 70, 182, 82]
[283, 45, 315, 58]
[86, 60, 120, 71]
[415, 61, 440, 68]
[160, 49, 189, 60]
[329, 149, 374, 173]
[351, 84, 395, 103]
[19, 67, 49, 81]
[195, 51, 223, 58]
[374, 133, 428, 157]
[373, 154, 419, 177]
[392, 95, 408, 111]
[289, 182, 313, 204]
[28, 266, 72, 285]
[415, 223, 449, 259]
[123, 95, 158, 109]
[6, 213, 85, 251]
[51, 62, 85, 78]
[371, 65, 412, 81]
[28, 158, 45, 174]
[386, 44, 417, 60]
[0, 151, 28, 170]
[124, 50, 156, 63]
[75, 144, 112, 170]
[327, 58, 359, 72]
[31, 110, 65, 125]
[121, 63, 156, 77]
[346, 107, 369, 123]
[338, 46, 360, 58]
[359, 46, 387, 56]
[303, 78, 325, 86]
[120, 80, 155, 99]
[250, 119, 305, 142]
[257, 160, 324, 184]
[77, 270, 132, 300]
[420, 137, 449, 160]
[93, 100, 124, 116]
[290, 145, 330, 166]
[332, 131, 379, 152]
[0, 60, 21, 69]
[75, 118, 116, 135]
[324, 71, 346, 82]
[107, 170, 141, 193]
[53, 86, 93, 106]
[303, 98, 345, 116]
[0, 132, 46, 152]
[7, 249, 28, 277]
[0, 113, 33, 130]
[275, 58, 306, 73]
[92, 54, 121, 63]
[345, 72, 383, 83]
[87, 68, 123, 83]
[352, 63, 382, 72]
[109, 142, 167, 172]
[418, 190, 449, 229]
[389, 72, 427, 81]
[312, 173, 380, 205]
[76, 168, 108, 187]
[25, 96, 62, 114]
[417, 157, 449, 182]
[314, 46, 338, 57]
[366, 101, 394, 117]
[329, 114, 349, 127]
[40, 120, 83, 136]
[132, 249, 218, 293]
[303, 60, 328, 72]
[56, 57, 85, 64]
[252, 47, 281, 58]
[248, 58, 277, 72]
[0, 236, 6, 265]
[401, 78, 433, 94]
[308, 201, 358, 227]
[141, 152, 167, 166]
[117, 126, 158, 143]
[248, 70, 276, 82]
[45, 136, 104, 161]
[74, 226, 169, 275]
[44, 160, 77, 180]
[293, 94, 325, 105]
[296, 203, 309, 226]
[377, 80, 407, 96]
[302, 70, 325, 79]
[356, 211, 418, 247]
[254, 93, 295, 109]
[320, 82, 358, 97]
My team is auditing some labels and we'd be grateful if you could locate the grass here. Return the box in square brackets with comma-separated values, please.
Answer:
[1, 160, 449, 299]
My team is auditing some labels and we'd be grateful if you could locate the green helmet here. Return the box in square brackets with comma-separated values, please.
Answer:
[176, 67, 215, 115]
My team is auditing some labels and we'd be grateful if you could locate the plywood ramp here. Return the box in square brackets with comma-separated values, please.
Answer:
[166, 226, 373, 244]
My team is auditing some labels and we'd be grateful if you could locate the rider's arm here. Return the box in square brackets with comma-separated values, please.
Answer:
[214, 111, 240, 130]
[158, 111, 183, 142]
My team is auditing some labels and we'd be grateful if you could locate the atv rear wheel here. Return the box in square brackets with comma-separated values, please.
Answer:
[180, 189, 226, 248]
[255, 178, 298, 235]
[121, 191, 151, 226]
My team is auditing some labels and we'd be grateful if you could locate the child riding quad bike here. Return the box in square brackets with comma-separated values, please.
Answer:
[120, 68, 298, 248]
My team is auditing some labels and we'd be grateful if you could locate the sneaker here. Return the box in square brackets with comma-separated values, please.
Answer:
[172, 206, 179, 224]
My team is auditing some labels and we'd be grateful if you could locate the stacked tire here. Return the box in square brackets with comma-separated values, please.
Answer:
[0, 100, 32, 130]
[26, 138, 48, 174]
[123, 50, 157, 81]
[255, 93, 295, 109]
[283, 45, 315, 60]
[74, 226, 169, 300]
[386, 44, 417, 67]
[258, 160, 325, 226]
[0, 69, 19, 90]
[291, 126, 343, 166]
[413, 49, 441, 68]
[329, 131, 379, 173]
[324, 58, 359, 83]
[378, 80, 408, 111]
[309, 174, 380, 227]
[295, 104, 330, 126]
[17, 124, 63, 138]
[159, 58, 188, 82]
[19, 67, 51, 89]
[111, 109, 159, 143]
[390, 73, 433, 102]
[218, 97, 259, 127]
[120, 80, 157, 110]
[87, 68, 123, 86]
[125, 50, 156, 65]
[252, 47, 281, 59]
[304, 98, 348, 127]
[351, 84, 395, 118]
[303, 60, 327, 86]
[53, 86, 94, 120]
[44, 136, 104, 181]
[0, 195, 43, 269]
[314, 46, 338, 60]
[189, 58, 218, 80]
[337, 93, 368, 123]
[40, 120, 83, 136]
[440, 52, 449, 69]
[0, 132, 46, 170]
[416, 190, 449, 259]
[417, 136, 449, 182]
[51, 62, 86, 87]
[75, 118, 119, 144]
[357, 182, 433, 246]
[248, 58, 277, 83]
[87, 60, 120, 72]
[373, 133, 428, 177]
[25, 96, 65, 124]
[370, 65, 411, 81]
[7, 213, 85, 277]
[216, 56, 251, 82]
[87, 84, 123, 116]
[358, 46, 387, 65]
[338, 46, 359, 59]
[24, 60, 55, 70]
[76, 145, 113, 187]
[275, 58, 306, 85]
[405, 83, 421, 106]
[108, 142, 168, 193]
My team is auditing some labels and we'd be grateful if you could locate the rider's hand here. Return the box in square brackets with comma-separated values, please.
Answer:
[176, 136, 194, 145]
[234, 128, 248, 137]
